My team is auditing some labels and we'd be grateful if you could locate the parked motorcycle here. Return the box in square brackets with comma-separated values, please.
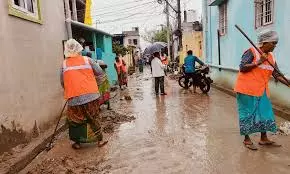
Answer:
[178, 65, 213, 93]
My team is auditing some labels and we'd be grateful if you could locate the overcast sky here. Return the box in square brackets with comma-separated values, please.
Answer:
[92, 0, 202, 48]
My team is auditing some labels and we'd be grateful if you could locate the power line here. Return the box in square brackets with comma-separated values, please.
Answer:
[97, 11, 162, 24]
[92, 0, 148, 11]
[91, 2, 157, 18]
[77, 1, 155, 16]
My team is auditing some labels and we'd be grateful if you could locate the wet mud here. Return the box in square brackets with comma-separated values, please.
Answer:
[19, 69, 290, 174]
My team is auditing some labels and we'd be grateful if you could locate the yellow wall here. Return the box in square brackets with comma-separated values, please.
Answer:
[179, 31, 203, 65]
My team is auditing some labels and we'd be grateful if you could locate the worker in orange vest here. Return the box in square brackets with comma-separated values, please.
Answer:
[161, 52, 168, 76]
[114, 56, 128, 89]
[234, 31, 290, 150]
[61, 39, 108, 149]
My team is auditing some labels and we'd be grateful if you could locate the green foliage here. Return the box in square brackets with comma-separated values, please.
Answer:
[112, 42, 129, 56]
[142, 28, 168, 43]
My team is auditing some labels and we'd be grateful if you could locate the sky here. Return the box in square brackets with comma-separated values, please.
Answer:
[92, 0, 202, 48]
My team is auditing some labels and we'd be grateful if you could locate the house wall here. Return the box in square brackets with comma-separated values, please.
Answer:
[179, 31, 203, 65]
[0, 0, 67, 153]
[123, 35, 141, 51]
[203, 0, 290, 108]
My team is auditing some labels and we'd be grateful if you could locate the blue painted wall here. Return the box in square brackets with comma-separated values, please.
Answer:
[203, 0, 290, 108]
[95, 34, 117, 85]
[102, 35, 117, 85]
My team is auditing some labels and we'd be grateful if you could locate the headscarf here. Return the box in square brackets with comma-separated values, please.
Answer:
[64, 39, 83, 58]
[258, 31, 279, 44]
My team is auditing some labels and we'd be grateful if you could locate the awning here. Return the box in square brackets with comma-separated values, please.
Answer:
[67, 19, 113, 37]
[209, 0, 227, 6]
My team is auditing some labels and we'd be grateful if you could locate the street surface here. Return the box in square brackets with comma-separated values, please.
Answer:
[21, 69, 290, 174]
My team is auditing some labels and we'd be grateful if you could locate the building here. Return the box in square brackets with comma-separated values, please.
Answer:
[203, 0, 290, 108]
[67, 0, 117, 85]
[179, 13, 203, 65]
[122, 27, 141, 66]
[113, 34, 125, 46]
[123, 27, 141, 53]
[0, 0, 67, 153]
[0, 0, 117, 155]
[112, 28, 141, 68]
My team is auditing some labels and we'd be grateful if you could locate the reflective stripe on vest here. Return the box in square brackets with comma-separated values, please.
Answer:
[252, 48, 275, 71]
[63, 57, 92, 72]
[234, 47, 276, 97]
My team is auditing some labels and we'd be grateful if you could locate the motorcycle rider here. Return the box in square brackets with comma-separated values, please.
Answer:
[184, 50, 205, 92]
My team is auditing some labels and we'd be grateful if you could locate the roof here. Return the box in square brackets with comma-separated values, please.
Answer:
[67, 19, 113, 37]
[122, 30, 140, 36]
[209, 0, 227, 6]
[113, 34, 126, 37]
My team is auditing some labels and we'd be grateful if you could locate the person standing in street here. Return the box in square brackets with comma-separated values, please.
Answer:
[96, 60, 112, 110]
[183, 50, 205, 92]
[114, 56, 128, 89]
[161, 52, 169, 76]
[61, 39, 108, 149]
[137, 58, 144, 73]
[234, 31, 290, 150]
[151, 52, 167, 96]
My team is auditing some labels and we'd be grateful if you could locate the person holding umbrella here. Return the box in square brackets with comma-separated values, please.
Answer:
[234, 31, 290, 150]
[151, 52, 167, 96]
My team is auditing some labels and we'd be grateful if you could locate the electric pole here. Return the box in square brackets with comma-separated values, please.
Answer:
[166, 2, 171, 59]
[177, 0, 182, 50]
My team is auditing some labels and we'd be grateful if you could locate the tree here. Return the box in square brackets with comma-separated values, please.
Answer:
[142, 28, 168, 43]
[112, 42, 129, 56]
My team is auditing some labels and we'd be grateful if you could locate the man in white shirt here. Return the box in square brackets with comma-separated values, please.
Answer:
[151, 52, 167, 95]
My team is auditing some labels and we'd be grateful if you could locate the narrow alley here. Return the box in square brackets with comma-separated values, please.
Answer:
[21, 69, 290, 174]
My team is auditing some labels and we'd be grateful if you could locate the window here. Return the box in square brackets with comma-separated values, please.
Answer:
[218, 2, 227, 35]
[9, 0, 42, 24]
[128, 39, 132, 44]
[255, 0, 274, 28]
[133, 39, 138, 45]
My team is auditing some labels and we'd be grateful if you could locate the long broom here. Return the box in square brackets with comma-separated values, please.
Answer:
[46, 100, 68, 151]
[235, 24, 290, 85]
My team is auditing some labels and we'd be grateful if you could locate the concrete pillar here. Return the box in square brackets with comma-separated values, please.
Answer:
[72, 0, 78, 21]
[64, 0, 72, 39]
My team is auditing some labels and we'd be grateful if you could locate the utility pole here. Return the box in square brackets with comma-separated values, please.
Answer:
[72, 0, 78, 21]
[166, 2, 171, 59]
[177, 0, 182, 50]
[64, 0, 72, 39]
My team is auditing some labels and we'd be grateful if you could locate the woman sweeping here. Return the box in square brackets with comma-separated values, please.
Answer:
[114, 56, 128, 89]
[61, 39, 108, 149]
[234, 31, 290, 150]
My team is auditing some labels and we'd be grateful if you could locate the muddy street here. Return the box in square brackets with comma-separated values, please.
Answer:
[21, 69, 290, 174]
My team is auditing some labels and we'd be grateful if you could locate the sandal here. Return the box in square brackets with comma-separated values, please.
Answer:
[243, 141, 258, 151]
[259, 141, 282, 147]
[72, 143, 81, 149]
[98, 140, 108, 147]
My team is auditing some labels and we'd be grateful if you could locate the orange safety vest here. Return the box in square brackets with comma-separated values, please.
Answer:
[234, 47, 276, 97]
[161, 56, 168, 65]
[115, 60, 126, 73]
[63, 56, 99, 99]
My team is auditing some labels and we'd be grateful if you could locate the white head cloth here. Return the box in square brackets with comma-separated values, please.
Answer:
[258, 31, 279, 44]
[64, 39, 83, 58]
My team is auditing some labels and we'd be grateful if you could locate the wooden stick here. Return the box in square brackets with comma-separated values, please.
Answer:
[235, 24, 290, 84]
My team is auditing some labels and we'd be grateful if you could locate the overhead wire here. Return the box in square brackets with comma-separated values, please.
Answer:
[92, 2, 157, 18]
[77, 0, 155, 16]
[95, 2, 162, 24]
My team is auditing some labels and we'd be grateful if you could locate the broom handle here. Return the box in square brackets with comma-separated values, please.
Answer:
[235, 25, 290, 84]
[48, 100, 68, 147]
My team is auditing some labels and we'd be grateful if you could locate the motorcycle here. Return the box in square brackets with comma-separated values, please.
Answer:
[178, 65, 213, 93]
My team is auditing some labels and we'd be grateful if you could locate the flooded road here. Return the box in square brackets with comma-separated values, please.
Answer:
[21, 69, 290, 174]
